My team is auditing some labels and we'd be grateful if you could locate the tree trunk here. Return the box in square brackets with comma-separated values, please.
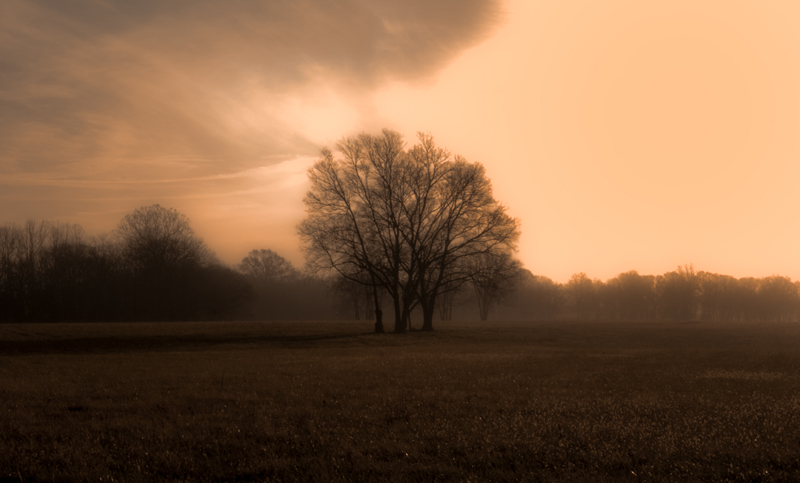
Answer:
[400, 303, 411, 332]
[474, 285, 489, 321]
[437, 291, 453, 321]
[393, 296, 405, 333]
[479, 303, 489, 321]
[372, 286, 383, 333]
[421, 300, 435, 331]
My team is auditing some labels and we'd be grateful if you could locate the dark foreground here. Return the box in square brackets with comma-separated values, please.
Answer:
[2, 319, 800, 482]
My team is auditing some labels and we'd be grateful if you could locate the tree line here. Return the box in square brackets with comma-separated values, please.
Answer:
[554, 266, 800, 323]
[3, 128, 798, 325]
[0, 207, 254, 322]
[0, 206, 336, 323]
[2, 210, 798, 324]
[309, 263, 800, 324]
[456, 265, 800, 323]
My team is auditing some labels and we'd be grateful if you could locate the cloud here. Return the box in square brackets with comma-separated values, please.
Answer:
[0, 156, 314, 188]
[0, 0, 505, 178]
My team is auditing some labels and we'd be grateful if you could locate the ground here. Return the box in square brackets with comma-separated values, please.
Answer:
[2, 319, 800, 482]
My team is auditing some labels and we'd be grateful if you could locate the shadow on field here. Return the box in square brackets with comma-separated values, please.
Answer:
[0, 331, 374, 355]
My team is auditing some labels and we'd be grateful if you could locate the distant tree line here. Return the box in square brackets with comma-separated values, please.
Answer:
[382, 264, 800, 324]
[16, 128, 792, 327]
[0, 206, 255, 322]
[2, 207, 798, 324]
[493, 265, 800, 323]
[0, 205, 347, 323]
[312, 261, 800, 324]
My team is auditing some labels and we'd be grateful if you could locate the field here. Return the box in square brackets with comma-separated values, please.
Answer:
[2, 319, 800, 482]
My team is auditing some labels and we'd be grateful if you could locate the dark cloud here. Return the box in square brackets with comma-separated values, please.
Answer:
[0, 0, 504, 177]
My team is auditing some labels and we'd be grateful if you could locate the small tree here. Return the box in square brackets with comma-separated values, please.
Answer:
[238, 249, 300, 283]
[330, 273, 378, 321]
[436, 279, 462, 321]
[117, 204, 213, 273]
[469, 252, 522, 321]
[116, 204, 214, 320]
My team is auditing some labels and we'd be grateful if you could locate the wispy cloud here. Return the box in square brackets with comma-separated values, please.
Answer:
[0, 156, 316, 188]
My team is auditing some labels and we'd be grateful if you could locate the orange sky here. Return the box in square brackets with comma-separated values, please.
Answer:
[3, 0, 800, 282]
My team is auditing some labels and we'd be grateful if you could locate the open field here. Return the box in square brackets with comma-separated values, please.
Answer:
[2, 320, 800, 482]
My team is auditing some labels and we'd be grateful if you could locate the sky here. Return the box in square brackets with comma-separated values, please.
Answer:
[2, 0, 800, 283]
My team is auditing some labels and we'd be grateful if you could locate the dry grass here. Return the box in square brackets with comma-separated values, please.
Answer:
[2, 319, 800, 482]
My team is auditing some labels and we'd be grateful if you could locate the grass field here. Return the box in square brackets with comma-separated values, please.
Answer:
[2, 319, 800, 482]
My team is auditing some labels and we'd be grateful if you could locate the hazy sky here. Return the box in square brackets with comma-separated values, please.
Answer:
[3, 0, 800, 282]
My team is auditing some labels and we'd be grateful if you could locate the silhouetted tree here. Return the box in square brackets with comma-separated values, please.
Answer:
[299, 129, 519, 332]
[238, 249, 300, 283]
[404, 134, 520, 330]
[236, 248, 337, 321]
[116, 205, 215, 320]
[436, 280, 463, 321]
[0, 224, 24, 320]
[117, 205, 213, 272]
[330, 274, 378, 321]
[469, 252, 522, 321]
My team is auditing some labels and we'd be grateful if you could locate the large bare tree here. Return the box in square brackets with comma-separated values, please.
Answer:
[298, 129, 520, 332]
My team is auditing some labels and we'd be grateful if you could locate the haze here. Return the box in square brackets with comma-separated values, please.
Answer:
[3, 0, 799, 282]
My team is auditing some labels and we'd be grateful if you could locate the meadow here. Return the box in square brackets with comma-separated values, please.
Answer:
[2, 319, 800, 482]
